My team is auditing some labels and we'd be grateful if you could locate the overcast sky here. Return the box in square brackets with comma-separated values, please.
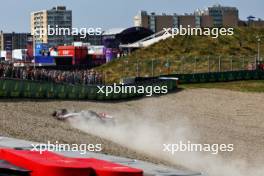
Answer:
[0, 0, 263, 32]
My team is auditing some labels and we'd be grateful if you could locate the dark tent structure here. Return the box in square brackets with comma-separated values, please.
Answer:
[116, 27, 154, 44]
[103, 27, 154, 48]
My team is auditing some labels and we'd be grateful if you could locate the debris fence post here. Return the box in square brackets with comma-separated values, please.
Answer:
[181, 56, 185, 74]
[136, 59, 139, 77]
[208, 56, 210, 73]
[242, 57, 245, 70]
[218, 56, 221, 72]
[194, 56, 197, 73]
[122, 60, 125, 78]
[103, 71, 106, 84]
[167, 58, 170, 75]
[230, 57, 233, 71]
[151, 59, 154, 77]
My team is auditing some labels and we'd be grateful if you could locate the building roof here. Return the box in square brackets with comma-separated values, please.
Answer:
[103, 28, 126, 35]
[116, 27, 154, 44]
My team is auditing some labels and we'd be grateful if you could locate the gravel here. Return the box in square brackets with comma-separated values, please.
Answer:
[0, 88, 263, 175]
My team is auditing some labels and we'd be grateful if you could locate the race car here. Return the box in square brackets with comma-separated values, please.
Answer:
[52, 109, 115, 125]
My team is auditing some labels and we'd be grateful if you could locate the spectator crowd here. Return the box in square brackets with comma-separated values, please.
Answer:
[0, 63, 103, 85]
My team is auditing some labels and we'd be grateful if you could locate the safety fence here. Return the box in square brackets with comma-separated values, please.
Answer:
[119, 56, 258, 77]
[102, 55, 259, 83]
[0, 70, 263, 100]
[0, 78, 177, 100]
[161, 70, 264, 84]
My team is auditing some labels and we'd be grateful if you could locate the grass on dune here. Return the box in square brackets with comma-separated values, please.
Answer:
[179, 80, 264, 93]
[96, 27, 264, 83]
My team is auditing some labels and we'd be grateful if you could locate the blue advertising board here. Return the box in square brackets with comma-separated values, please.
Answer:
[35, 43, 49, 57]
[34, 56, 55, 64]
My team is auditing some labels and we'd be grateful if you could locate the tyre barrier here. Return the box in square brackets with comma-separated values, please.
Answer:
[161, 70, 264, 84]
[0, 78, 178, 100]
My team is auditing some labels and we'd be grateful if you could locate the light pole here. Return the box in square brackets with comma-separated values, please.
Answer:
[257, 36, 261, 65]
[151, 59, 154, 77]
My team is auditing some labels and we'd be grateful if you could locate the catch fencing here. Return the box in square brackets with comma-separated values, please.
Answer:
[162, 70, 264, 84]
[109, 56, 259, 82]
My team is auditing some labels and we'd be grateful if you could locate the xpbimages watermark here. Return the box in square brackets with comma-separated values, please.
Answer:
[163, 141, 234, 155]
[97, 83, 168, 97]
[31, 141, 102, 155]
[33, 25, 102, 38]
[164, 25, 234, 38]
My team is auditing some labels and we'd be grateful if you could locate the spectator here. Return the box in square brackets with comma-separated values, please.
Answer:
[0, 63, 103, 85]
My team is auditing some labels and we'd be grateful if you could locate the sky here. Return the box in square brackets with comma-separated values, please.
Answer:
[0, 0, 263, 32]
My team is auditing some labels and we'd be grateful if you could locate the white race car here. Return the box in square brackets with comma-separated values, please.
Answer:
[52, 109, 115, 125]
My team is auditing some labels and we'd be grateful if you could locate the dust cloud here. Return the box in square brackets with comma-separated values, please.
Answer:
[67, 109, 264, 176]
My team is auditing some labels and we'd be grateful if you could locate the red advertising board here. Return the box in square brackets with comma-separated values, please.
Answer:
[57, 46, 88, 65]
[58, 46, 75, 57]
